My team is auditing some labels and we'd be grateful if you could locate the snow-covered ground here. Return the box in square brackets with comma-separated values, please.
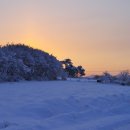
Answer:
[0, 81, 130, 130]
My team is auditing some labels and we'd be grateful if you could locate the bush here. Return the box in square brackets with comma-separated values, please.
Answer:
[97, 72, 113, 84]
[116, 70, 130, 86]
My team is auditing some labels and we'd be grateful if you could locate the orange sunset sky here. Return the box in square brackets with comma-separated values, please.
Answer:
[0, 0, 130, 75]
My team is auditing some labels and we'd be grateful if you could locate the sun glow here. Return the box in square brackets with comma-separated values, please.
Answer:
[0, 0, 130, 75]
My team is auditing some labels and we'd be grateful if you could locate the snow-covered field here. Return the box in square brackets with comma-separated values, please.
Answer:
[0, 81, 130, 130]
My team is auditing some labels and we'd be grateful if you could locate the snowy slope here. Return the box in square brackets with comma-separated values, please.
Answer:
[0, 81, 130, 130]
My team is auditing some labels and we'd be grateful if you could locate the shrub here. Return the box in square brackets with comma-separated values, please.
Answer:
[97, 72, 113, 84]
[116, 70, 130, 85]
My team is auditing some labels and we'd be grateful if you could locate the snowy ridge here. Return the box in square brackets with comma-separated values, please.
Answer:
[0, 81, 130, 130]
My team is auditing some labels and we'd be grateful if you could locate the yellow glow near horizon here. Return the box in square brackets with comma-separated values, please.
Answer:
[0, 0, 130, 75]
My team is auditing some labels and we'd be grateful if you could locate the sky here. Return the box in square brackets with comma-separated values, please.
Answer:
[0, 0, 130, 75]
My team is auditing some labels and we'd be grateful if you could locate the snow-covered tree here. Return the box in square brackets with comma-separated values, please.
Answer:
[0, 44, 65, 81]
[117, 70, 130, 85]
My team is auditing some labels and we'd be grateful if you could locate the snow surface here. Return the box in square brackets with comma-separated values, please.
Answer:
[0, 81, 130, 130]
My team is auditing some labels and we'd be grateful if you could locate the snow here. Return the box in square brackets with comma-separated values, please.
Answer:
[0, 81, 130, 130]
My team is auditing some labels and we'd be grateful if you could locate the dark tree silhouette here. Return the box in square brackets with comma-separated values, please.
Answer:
[77, 66, 85, 77]
[61, 59, 73, 68]
[61, 59, 85, 78]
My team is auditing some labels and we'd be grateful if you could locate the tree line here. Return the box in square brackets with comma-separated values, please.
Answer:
[0, 44, 85, 82]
